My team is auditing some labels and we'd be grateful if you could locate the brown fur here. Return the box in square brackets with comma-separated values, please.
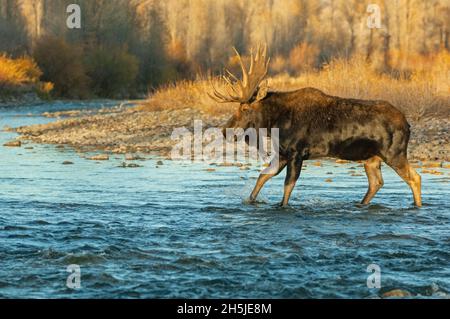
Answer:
[226, 87, 422, 207]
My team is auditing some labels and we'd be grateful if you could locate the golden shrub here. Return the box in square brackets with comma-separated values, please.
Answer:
[0, 54, 42, 87]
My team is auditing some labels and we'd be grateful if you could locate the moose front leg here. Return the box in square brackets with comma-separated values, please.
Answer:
[249, 158, 287, 203]
[280, 156, 303, 206]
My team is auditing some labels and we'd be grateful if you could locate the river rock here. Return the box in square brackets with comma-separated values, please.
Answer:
[62, 161, 74, 165]
[218, 162, 233, 167]
[125, 153, 145, 161]
[2, 125, 13, 132]
[3, 140, 21, 147]
[313, 161, 322, 167]
[381, 289, 412, 298]
[127, 163, 142, 168]
[421, 169, 443, 175]
[422, 161, 442, 168]
[88, 154, 109, 161]
[118, 162, 142, 168]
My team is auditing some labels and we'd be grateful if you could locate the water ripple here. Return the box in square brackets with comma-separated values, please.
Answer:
[0, 104, 449, 298]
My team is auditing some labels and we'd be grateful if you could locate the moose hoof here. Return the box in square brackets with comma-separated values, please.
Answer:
[359, 201, 370, 206]
[243, 198, 257, 205]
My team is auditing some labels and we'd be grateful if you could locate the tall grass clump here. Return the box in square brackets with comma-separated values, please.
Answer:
[0, 54, 41, 88]
[142, 52, 449, 121]
[0, 54, 53, 98]
[139, 76, 237, 115]
[272, 53, 449, 121]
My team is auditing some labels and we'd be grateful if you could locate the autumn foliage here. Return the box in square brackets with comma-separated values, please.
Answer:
[0, 0, 448, 105]
[0, 54, 41, 87]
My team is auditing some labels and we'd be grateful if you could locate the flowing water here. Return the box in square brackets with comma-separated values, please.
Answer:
[0, 102, 449, 298]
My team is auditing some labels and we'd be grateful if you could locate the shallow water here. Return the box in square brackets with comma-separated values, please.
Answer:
[0, 102, 449, 298]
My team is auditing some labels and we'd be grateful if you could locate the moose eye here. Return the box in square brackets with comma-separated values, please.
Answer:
[241, 104, 252, 113]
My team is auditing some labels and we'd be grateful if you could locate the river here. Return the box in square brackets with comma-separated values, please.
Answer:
[0, 101, 449, 298]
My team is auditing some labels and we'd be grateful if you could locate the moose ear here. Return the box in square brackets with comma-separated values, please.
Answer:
[255, 84, 268, 102]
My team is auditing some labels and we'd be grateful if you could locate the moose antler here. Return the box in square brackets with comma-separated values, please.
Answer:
[209, 44, 270, 103]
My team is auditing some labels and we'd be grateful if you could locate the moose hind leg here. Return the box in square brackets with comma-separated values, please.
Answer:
[361, 156, 384, 205]
[387, 157, 422, 207]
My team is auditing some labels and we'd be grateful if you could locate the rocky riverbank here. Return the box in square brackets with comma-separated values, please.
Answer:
[6, 104, 450, 162]
[0, 92, 42, 108]
[13, 107, 229, 157]
[408, 117, 450, 161]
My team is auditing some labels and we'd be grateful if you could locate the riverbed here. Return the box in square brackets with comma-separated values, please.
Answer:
[0, 102, 449, 298]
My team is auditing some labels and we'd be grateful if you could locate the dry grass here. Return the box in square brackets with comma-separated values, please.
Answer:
[136, 77, 237, 115]
[0, 54, 54, 99]
[140, 53, 450, 121]
[271, 52, 450, 120]
[0, 54, 41, 88]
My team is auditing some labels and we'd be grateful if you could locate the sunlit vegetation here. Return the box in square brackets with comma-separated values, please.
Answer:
[0, 0, 448, 105]
[0, 53, 53, 98]
[141, 52, 450, 121]
[137, 78, 236, 115]
[0, 54, 40, 87]
[272, 52, 450, 121]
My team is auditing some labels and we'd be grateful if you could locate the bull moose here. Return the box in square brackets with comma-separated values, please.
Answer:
[209, 45, 422, 207]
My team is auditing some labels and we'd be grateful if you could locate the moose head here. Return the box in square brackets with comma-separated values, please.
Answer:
[209, 44, 271, 135]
